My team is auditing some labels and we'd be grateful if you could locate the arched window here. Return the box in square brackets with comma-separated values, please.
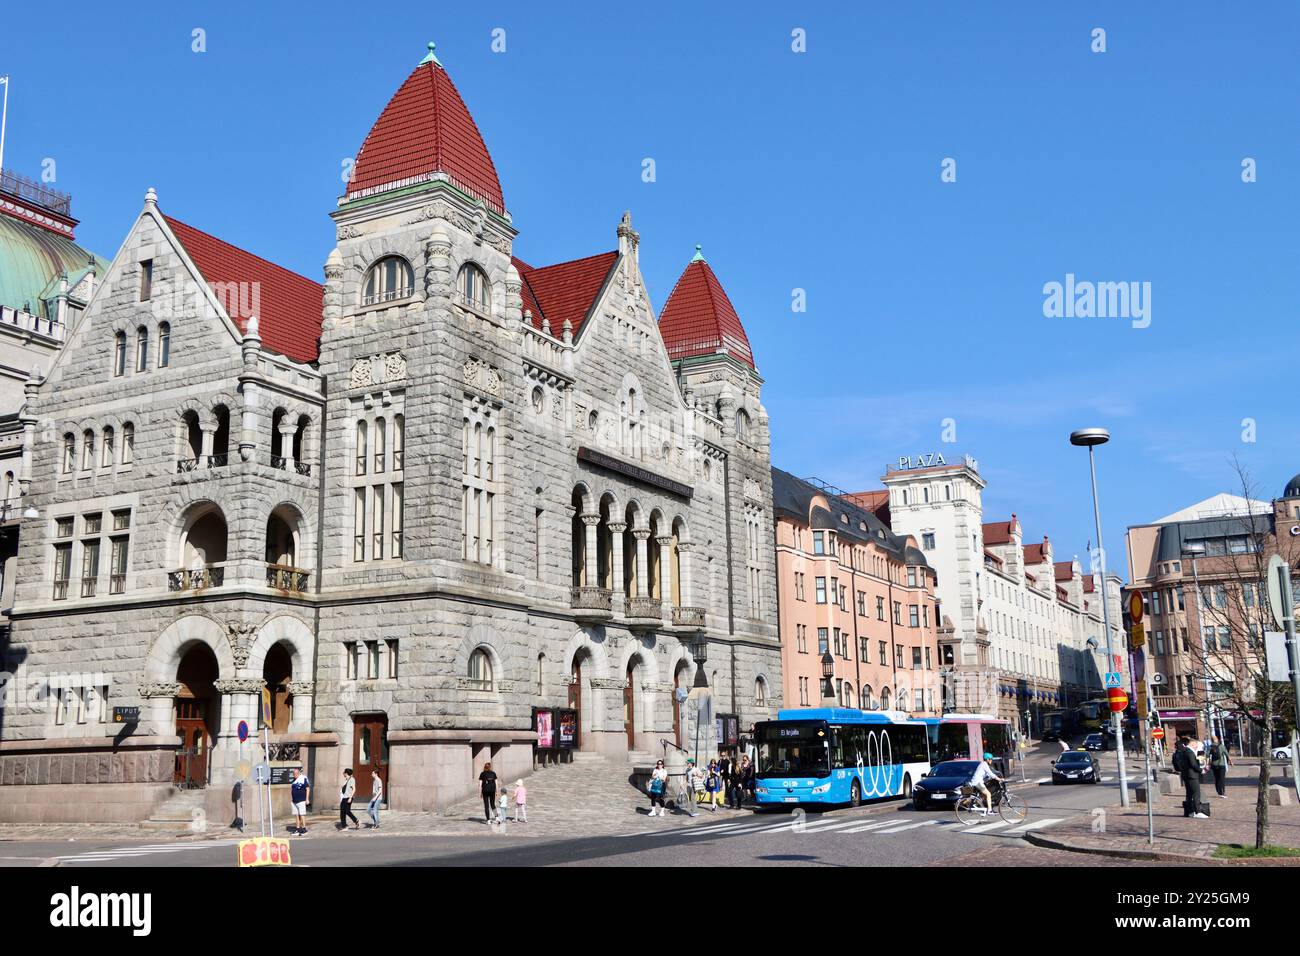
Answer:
[860, 685, 874, 710]
[735, 408, 751, 440]
[122, 423, 135, 464]
[101, 426, 115, 469]
[355, 420, 367, 476]
[113, 332, 127, 377]
[158, 322, 171, 367]
[373, 418, 386, 474]
[755, 677, 767, 707]
[457, 263, 491, 313]
[3, 471, 15, 500]
[362, 256, 413, 306]
[81, 429, 95, 470]
[62, 433, 76, 474]
[467, 648, 493, 691]
[135, 326, 149, 372]
[392, 415, 405, 471]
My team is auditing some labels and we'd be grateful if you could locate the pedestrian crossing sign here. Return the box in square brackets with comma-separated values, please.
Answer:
[1104, 672, 1122, 688]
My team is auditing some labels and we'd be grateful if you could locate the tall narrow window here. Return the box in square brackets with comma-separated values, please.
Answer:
[53, 541, 72, 600]
[113, 331, 127, 376]
[372, 484, 385, 560]
[374, 418, 386, 475]
[462, 409, 498, 565]
[353, 488, 366, 562]
[457, 263, 491, 313]
[62, 433, 75, 474]
[391, 483, 404, 559]
[355, 420, 367, 476]
[392, 415, 404, 471]
[362, 256, 413, 305]
[101, 427, 115, 469]
[122, 423, 135, 464]
[81, 430, 94, 470]
[139, 260, 153, 301]
[110, 536, 129, 594]
[135, 326, 148, 372]
[158, 322, 171, 367]
[80, 538, 100, 598]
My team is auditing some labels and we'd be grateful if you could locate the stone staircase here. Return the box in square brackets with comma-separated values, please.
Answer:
[140, 787, 208, 833]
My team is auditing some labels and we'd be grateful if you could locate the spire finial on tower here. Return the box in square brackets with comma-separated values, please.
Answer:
[690, 243, 705, 263]
[419, 41, 441, 66]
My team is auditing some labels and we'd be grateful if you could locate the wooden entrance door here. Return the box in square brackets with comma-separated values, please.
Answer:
[624, 662, 636, 750]
[174, 699, 209, 787]
[352, 715, 388, 802]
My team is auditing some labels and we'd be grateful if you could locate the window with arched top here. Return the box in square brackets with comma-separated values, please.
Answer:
[755, 677, 767, 707]
[135, 326, 149, 372]
[122, 423, 135, 464]
[362, 256, 414, 306]
[457, 263, 491, 313]
[81, 430, 95, 470]
[113, 331, 127, 377]
[101, 427, 115, 469]
[735, 408, 751, 440]
[392, 415, 404, 471]
[158, 322, 171, 367]
[467, 647, 494, 692]
[62, 433, 75, 474]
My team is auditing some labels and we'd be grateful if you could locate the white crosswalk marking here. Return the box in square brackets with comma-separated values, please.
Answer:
[956, 820, 1010, 835]
[841, 820, 900, 834]
[875, 819, 941, 834]
[58, 840, 241, 864]
[1003, 817, 1063, 835]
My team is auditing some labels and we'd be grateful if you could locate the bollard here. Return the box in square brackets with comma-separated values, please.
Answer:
[1268, 786, 1292, 807]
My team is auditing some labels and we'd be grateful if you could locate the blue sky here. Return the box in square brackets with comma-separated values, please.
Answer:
[4, 2, 1297, 577]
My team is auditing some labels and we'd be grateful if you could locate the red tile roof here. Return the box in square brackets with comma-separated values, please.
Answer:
[658, 258, 756, 369]
[1054, 560, 1075, 581]
[164, 215, 323, 363]
[513, 251, 617, 336]
[347, 59, 505, 214]
[1023, 542, 1048, 565]
[844, 489, 890, 523]
[983, 518, 1016, 545]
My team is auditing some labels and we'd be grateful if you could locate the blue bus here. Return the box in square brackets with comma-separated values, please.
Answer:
[753, 708, 931, 807]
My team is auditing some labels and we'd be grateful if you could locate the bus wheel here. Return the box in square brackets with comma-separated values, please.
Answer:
[850, 780, 862, 807]
[901, 773, 912, 799]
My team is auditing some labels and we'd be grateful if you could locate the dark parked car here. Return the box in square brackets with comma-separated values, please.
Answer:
[1083, 733, 1105, 751]
[912, 760, 979, 810]
[1051, 749, 1101, 785]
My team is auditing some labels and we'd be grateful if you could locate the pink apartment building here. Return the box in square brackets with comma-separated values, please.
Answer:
[772, 468, 942, 715]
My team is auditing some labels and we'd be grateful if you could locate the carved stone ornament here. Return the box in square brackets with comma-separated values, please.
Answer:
[351, 352, 407, 389]
[592, 677, 629, 690]
[226, 621, 257, 670]
[743, 477, 761, 501]
[286, 681, 316, 696]
[138, 681, 182, 698]
[336, 225, 363, 241]
[403, 201, 511, 255]
[214, 678, 267, 695]
[463, 358, 503, 397]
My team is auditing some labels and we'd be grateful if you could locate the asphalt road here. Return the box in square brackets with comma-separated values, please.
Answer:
[8, 750, 1132, 868]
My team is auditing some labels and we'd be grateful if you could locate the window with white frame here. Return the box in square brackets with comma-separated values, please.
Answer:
[467, 647, 493, 691]
[363, 256, 414, 306]
[462, 401, 498, 566]
[456, 263, 491, 313]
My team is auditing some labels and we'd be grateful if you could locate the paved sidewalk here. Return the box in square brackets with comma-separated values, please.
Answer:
[1025, 764, 1300, 863]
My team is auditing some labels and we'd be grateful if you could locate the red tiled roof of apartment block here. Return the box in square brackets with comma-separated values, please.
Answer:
[1023, 542, 1048, 565]
[1054, 560, 1075, 581]
[844, 489, 890, 522]
[513, 251, 617, 336]
[1083, 578, 1096, 593]
[982, 518, 1016, 545]
[347, 57, 505, 214]
[658, 258, 756, 369]
[164, 215, 324, 363]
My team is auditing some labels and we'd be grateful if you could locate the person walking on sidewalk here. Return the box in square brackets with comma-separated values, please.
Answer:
[704, 759, 723, 812]
[1208, 736, 1232, 798]
[479, 762, 498, 824]
[648, 759, 669, 816]
[496, 785, 510, 826]
[1173, 737, 1208, 818]
[367, 770, 383, 829]
[674, 759, 698, 817]
[339, 768, 361, 830]
[513, 779, 528, 822]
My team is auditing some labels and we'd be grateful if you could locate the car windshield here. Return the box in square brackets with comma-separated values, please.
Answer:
[1058, 753, 1090, 764]
[1085, 735, 1102, 743]
[930, 761, 978, 778]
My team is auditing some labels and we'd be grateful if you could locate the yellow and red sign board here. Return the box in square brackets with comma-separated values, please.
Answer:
[1107, 687, 1128, 712]
[1128, 621, 1145, 650]
[1152, 726, 1166, 740]
[1128, 590, 1143, 622]
[237, 837, 292, 868]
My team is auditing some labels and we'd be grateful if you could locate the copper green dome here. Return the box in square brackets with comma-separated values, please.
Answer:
[0, 211, 107, 316]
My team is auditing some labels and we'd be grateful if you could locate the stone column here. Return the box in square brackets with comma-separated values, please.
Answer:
[656, 536, 674, 608]
[633, 529, 651, 598]
[581, 514, 600, 587]
[278, 423, 297, 470]
[238, 316, 262, 463]
[287, 681, 314, 734]
[199, 424, 215, 466]
[678, 542, 694, 606]
[139, 681, 181, 737]
[608, 523, 626, 596]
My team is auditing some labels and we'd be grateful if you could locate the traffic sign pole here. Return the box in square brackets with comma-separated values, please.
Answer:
[1128, 590, 1155, 845]
[1267, 556, 1300, 803]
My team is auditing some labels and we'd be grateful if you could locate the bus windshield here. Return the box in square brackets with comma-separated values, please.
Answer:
[756, 723, 831, 777]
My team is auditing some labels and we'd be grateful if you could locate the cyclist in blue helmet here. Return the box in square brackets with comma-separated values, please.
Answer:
[968, 751, 1004, 814]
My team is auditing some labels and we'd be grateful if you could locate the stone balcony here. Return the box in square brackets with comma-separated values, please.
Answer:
[168, 565, 225, 592]
[266, 564, 311, 593]
[624, 597, 664, 631]
[1154, 694, 1198, 711]
[570, 586, 613, 623]
[671, 606, 707, 631]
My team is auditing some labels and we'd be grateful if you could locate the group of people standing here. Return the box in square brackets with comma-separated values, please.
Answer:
[284, 767, 385, 836]
[648, 753, 756, 816]
[1172, 735, 1232, 818]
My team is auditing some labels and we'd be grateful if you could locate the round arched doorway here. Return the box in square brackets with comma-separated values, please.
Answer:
[174, 643, 219, 788]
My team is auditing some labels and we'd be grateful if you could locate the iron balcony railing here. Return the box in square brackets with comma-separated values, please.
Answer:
[266, 564, 310, 592]
[168, 566, 225, 592]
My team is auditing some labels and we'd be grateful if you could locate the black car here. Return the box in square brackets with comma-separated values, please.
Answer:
[1082, 733, 1105, 751]
[1051, 749, 1101, 785]
[912, 760, 980, 809]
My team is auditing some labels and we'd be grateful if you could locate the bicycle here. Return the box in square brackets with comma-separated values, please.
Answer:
[954, 781, 1027, 826]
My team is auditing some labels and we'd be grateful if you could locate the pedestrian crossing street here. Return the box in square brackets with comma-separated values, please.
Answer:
[628, 813, 1070, 843]
[56, 839, 242, 865]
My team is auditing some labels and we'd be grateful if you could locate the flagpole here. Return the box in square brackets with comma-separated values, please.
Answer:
[0, 76, 9, 175]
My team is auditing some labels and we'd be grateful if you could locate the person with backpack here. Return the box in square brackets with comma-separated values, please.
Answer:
[1208, 736, 1232, 798]
[704, 759, 723, 812]
[1173, 737, 1208, 818]
[647, 759, 668, 817]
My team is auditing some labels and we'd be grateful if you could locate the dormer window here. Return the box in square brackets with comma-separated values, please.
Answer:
[457, 263, 491, 313]
[362, 256, 414, 306]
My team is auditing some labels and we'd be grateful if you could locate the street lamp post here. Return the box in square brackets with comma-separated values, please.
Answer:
[690, 635, 710, 765]
[1070, 427, 1131, 808]
[1183, 544, 1221, 745]
[821, 652, 836, 702]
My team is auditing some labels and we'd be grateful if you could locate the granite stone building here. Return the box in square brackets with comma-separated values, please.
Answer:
[0, 46, 782, 823]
